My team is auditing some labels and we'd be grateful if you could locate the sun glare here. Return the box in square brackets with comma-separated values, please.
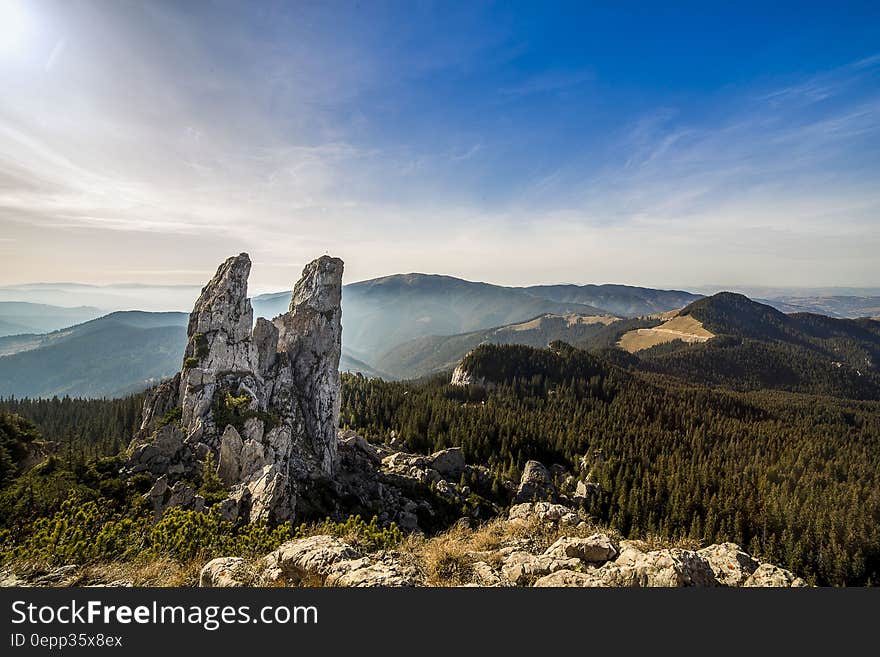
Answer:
[0, 0, 30, 55]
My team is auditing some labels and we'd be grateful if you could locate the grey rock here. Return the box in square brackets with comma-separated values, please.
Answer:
[324, 555, 415, 587]
[514, 460, 557, 504]
[471, 561, 504, 586]
[544, 534, 618, 563]
[508, 502, 579, 527]
[743, 563, 808, 588]
[199, 557, 246, 587]
[217, 425, 244, 486]
[501, 551, 582, 585]
[428, 447, 466, 479]
[126, 253, 345, 525]
[698, 543, 759, 587]
[262, 535, 361, 585]
[574, 479, 600, 500]
[600, 548, 717, 587]
[533, 569, 606, 587]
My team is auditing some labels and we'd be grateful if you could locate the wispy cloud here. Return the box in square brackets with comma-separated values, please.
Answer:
[0, 2, 877, 289]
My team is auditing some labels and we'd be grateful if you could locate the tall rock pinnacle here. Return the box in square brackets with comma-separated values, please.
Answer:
[128, 252, 344, 524]
[180, 253, 259, 444]
[275, 256, 344, 475]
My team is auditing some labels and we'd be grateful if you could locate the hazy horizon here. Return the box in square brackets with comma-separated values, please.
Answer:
[3, 273, 880, 316]
[1, 1, 878, 290]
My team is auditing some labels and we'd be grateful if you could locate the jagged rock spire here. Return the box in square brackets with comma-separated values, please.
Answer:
[185, 253, 256, 369]
[179, 253, 259, 444]
[129, 252, 344, 524]
[275, 256, 344, 475]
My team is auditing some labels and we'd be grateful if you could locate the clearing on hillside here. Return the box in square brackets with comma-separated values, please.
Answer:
[618, 314, 714, 353]
[508, 313, 618, 331]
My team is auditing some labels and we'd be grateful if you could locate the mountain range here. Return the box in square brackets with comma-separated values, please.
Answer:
[1, 273, 878, 398]
[0, 302, 103, 337]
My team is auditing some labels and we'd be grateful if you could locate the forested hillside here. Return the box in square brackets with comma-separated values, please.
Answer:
[3, 337, 880, 585]
[342, 344, 880, 586]
[633, 294, 880, 399]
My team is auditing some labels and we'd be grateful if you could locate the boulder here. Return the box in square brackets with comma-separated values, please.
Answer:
[199, 557, 246, 587]
[261, 535, 361, 584]
[128, 425, 189, 476]
[508, 502, 579, 527]
[501, 551, 581, 585]
[544, 534, 618, 563]
[698, 543, 759, 587]
[428, 447, 466, 479]
[514, 460, 557, 503]
[614, 540, 646, 566]
[743, 563, 808, 588]
[324, 556, 415, 587]
[533, 569, 606, 587]
[619, 548, 717, 587]
[338, 430, 382, 465]
[574, 479, 600, 500]
[471, 561, 504, 587]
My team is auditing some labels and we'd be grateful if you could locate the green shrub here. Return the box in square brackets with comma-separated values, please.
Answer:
[198, 452, 227, 505]
[212, 390, 280, 435]
[155, 406, 182, 429]
[193, 333, 209, 359]
[1, 495, 148, 565]
[296, 515, 404, 552]
[148, 507, 292, 562]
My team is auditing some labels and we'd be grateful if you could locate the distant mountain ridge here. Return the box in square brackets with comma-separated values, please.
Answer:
[517, 284, 701, 317]
[0, 309, 390, 397]
[635, 293, 880, 399]
[376, 313, 619, 379]
[0, 312, 189, 399]
[4, 273, 879, 399]
[0, 302, 103, 337]
[252, 274, 704, 365]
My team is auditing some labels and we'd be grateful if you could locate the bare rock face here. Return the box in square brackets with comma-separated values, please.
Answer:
[698, 542, 759, 587]
[544, 534, 618, 563]
[128, 253, 344, 524]
[199, 557, 246, 587]
[514, 460, 558, 504]
[270, 255, 344, 479]
[742, 563, 808, 587]
[179, 254, 259, 447]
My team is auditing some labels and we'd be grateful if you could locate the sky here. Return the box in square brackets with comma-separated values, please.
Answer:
[0, 0, 878, 293]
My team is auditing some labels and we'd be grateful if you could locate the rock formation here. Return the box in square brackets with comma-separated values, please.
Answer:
[128, 252, 344, 524]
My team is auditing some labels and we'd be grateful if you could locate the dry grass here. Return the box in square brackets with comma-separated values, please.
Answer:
[2, 515, 693, 588]
[618, 314, 714, 353]
[404, 515, 626, 586]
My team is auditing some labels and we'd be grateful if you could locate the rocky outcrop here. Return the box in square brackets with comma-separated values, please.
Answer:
[450, 360, 486, 387]
[544, 534, 617, 563]
[514, 460, 558, 503]
[261, 535, 360, 584]
[698, 542, 759, 587]
[199, 557, 246, 587]
[507, 502, 579, 527]
[743, 563, 808, 588]
[198, 535, 415, 588]
[127, 253, 344, 524]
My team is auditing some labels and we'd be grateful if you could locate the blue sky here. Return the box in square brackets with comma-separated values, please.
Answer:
[0, 0, 878, 290]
